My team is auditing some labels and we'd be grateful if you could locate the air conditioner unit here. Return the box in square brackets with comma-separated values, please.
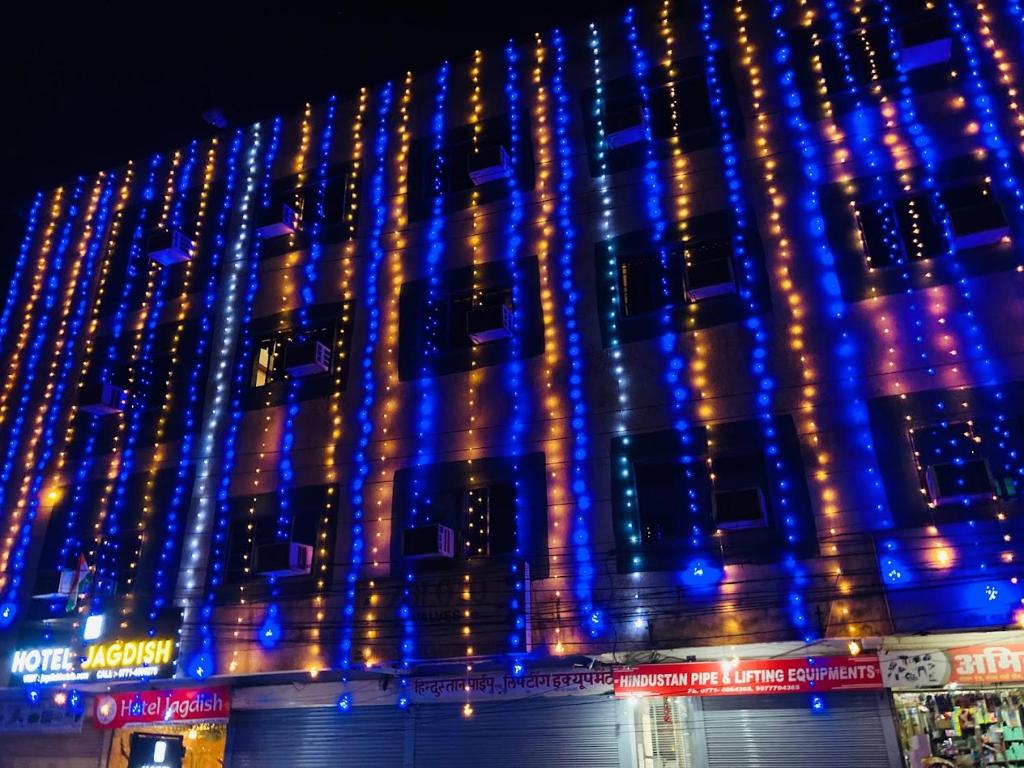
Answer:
[256, 195, 303, 238]
[926, 459, 996, 506]
[79, 382, 129, 416]
[605, 104, 646, 149]
[684, 240, 736, 301]
[468, 145, 513, 186]
[712, 487, 768, 530]
[900, 17, 952, 71]
[147, 228, 195, 266]
[948, 201, 1009, 250]
[403, 524, 456, 560]
[32, 569, 76, 600]
[255, 541, 314, 577]
[283, 340, 331, 378]
[467, 304, 513, 345]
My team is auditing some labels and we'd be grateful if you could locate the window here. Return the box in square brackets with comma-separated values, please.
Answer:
[224, 484, 333, 593]
[869, 385, 1024, 529]
[617, 239, 736, 317]
[910, 421, 997, 507]
[710, 453, 769, 530]
[944, 180, 1009, 250]
[633, 462, 685, 543]
[599, 71, 714, 151]
[612, 418, 816, 572]
[683, 238, 736, 301]
[250, 320, 344, 389]
[854, 196, 945, 269]
[432, 286, 513, 350]
[390, 453, 548, 576]
[398, 256, 542, 380]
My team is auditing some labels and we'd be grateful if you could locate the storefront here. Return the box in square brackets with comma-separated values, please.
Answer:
[0, 695, 106, 768]
[615, 654, 902, 768]
[224, 666, 620, 768]
[882, 637, 1024, 767]
[93, 687, 231, 768]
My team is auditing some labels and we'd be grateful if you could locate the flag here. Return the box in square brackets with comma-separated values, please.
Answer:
[65, 554, 91, 613]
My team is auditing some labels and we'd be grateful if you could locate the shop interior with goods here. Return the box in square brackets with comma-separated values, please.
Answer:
[895, 689, 1024, 767]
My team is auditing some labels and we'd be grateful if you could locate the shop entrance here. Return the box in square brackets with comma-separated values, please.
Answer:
[106, 722, 226, 768]
[894, 688, 1024, 767]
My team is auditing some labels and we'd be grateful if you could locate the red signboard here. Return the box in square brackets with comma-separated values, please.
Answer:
[92, 686, 230, 729]
[614, 655, 883, 698]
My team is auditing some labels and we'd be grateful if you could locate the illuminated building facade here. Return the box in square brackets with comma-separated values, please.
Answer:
[1, 2, 1024, 766]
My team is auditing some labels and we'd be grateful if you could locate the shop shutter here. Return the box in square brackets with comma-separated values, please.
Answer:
[412, 696, 622, 768]
[1, 728, 106, 768]
[701, 693, 900, 768]
[225, 705, 407, 768]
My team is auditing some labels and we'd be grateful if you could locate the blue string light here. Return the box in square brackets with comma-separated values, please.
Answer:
[188, 120, 277, 680]
[700, 0, 809, 636]
[55, 154, 163, 588]
[339, 81, 394, 689]
[0, 191, 44, 357]
[588, 23, 645, 589]
[622, 8, 705, 576]
[0, 178, 89, 544]
[146, 130, 244, 634]
[502, 40, 530, 666]
[262, 96, 338, 648]
[398, 63, 449, 705]
[550, 28, 601, 636]
[0, 173, 117, 618]
[764, 1, 893, 546]
[92, 140, 201, 609]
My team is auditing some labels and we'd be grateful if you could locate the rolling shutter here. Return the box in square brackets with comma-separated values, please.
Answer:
[225, 706, 406, 768]
[412, 696, 622, 768]
[1, 728, 106, 768]
[701, 693, 899, 768]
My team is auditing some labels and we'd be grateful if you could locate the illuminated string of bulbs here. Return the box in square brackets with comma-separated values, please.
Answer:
[91, 144, 195, 610]
[122, 139, 217, 623]
[0, 176, 95, 589]
[310, 90, 368, 676]
[0, 191, 45, 356]
[502, 40, 530, 673]
[186, 120, 274, 680]
[250, 105, 313, 655]
[0, 174, 115, 619]
[397, 63, 449, 705]
[367, 71, 412, 674]
[53, 154, 163, 593]
[339, 80, 394, 688]
[530, 33, 572, 655]
[146, 132, 244, 634]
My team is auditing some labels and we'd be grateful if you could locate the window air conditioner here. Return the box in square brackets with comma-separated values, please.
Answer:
[684, 240, 736, 301]
[283, 340, 331, 378]
[256, 195, 303, 238]
[147, 228, 195, 266]
[79, 382, 129, 416]
[712, 487, 768, 530]
[403, 524, 456, 560]
[255, 542, 314, 577]
[468, 145, 513, 186]
[926, 459, 996, 506]
[32, 569, 77, 600]
[899, 17, 952, 71]
[604, 104, 646, 149]
[467, 304, 513, 345]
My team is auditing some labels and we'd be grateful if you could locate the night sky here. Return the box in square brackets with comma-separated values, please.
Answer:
[0, 1, 624, 290]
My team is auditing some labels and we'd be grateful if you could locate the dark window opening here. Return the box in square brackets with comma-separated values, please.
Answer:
[854, 196, 945, 269]
[433, 286, 513, 350]
[943, 180, 1009, 250]
[910, 421, 998, 506]
[619, 253, 675, 317]
[683, 238, 736, 301]
[633, 461, 685, 543]
[250, 319, 347, 390]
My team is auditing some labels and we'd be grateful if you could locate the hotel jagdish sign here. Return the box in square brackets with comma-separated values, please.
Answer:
[9, 637, 177, 684]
